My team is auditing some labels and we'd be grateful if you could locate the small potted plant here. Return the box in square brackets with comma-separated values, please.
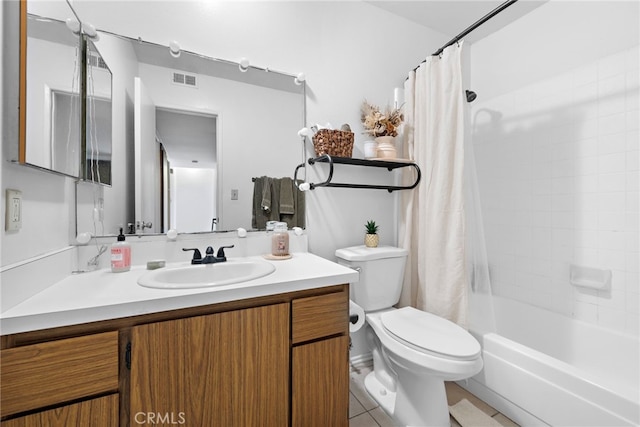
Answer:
[364, 220, 379, 248]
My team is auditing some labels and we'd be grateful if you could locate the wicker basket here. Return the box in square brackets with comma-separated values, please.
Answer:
[312, 129, 354, 157]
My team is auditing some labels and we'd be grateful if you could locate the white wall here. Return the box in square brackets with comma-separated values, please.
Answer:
[470, 0, 639, 333]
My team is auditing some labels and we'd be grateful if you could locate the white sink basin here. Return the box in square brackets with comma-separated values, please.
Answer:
[137, 259, 276, 289]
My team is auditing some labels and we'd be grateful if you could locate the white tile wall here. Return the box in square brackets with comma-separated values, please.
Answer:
[473, 46, 640, 335]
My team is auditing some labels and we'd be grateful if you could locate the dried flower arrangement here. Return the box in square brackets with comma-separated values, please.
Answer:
[360, 100, 404, 137]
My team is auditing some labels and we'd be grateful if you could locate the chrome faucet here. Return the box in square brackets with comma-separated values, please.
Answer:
[182, 245, 234, 264]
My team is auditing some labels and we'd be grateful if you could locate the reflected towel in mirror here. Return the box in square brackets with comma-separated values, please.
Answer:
[252, 176, 305, 229]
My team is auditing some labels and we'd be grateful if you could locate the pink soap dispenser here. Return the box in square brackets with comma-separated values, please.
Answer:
[111, 228, 131, 272]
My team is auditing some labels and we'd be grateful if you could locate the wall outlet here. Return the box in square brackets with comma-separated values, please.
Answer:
[231, 189, 239, 200]
[5, 189, 22, 232]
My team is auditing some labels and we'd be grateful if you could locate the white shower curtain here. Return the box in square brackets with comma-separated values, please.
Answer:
[398, 43, 468, 327]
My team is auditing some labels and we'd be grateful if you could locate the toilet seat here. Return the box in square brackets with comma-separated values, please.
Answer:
[381, 307, 480, 361]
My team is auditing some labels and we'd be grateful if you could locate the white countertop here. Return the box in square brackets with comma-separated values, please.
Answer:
[0, 252, 358, 335]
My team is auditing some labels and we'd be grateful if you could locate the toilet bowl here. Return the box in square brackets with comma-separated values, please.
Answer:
[335, 245, 483, 427]
[365, 307, 482, 426]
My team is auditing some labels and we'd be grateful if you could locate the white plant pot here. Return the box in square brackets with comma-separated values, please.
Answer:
[375, 136, 397, 159]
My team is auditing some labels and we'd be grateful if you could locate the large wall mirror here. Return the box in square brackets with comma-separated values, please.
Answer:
[75, 30, 306, 236]
[20, 0, 82, 177]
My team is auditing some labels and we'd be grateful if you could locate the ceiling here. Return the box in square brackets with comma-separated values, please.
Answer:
[366, 1, 547, 47]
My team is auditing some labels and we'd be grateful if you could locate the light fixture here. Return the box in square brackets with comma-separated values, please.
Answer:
[169, 40, 181, 58]
[297, 127, 312, 138]
[239, 57, 250, 72]
[75, 231, 92, 245]
[294, 72, 306, 85]
[82, 22, 98, 40]
[65, 18, 80, 35]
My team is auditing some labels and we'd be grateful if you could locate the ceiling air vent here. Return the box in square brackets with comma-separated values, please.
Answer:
[172, 72, 198, 88]
[88, 53, 108, 70]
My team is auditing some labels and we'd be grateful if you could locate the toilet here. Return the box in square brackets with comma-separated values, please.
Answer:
[336, 245, 483, 427]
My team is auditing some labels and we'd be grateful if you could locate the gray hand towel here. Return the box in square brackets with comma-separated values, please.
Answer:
[261, 177, 272, 213]
[280, 177, 295, 215]
[252, 176, 266, 229]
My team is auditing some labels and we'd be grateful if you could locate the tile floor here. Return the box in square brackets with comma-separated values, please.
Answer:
[349, 363, 519, 427]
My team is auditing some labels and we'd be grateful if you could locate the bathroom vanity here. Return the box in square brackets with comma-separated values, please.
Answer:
[0, 253, 355, 427]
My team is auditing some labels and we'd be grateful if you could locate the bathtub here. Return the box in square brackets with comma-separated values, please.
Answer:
[462, 296, 639, 427]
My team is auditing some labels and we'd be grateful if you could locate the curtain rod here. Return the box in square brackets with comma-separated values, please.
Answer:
[409, 0, 518, 75]
[432, 0, 518, 56]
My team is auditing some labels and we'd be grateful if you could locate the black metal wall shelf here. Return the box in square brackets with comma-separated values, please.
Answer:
[294, 154, 421, 192]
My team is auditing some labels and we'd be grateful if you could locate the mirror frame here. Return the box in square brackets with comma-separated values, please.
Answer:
[18, 0, 26, 164]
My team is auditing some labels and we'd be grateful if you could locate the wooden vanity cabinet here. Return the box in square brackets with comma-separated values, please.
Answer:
[0, 284, 349, 427]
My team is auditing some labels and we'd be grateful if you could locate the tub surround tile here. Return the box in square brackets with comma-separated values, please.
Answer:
[473, 45, 640, 334]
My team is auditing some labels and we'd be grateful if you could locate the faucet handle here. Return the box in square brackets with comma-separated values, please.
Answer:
[216, 245, 235, 259]
[182, 248, 202, 263]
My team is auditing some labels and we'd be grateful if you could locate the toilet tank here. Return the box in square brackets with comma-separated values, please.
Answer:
[335, 245, 408, 311]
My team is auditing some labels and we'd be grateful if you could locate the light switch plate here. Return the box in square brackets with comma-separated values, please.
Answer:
[231, 189, 239, 200]
[5, 189, 22, 232]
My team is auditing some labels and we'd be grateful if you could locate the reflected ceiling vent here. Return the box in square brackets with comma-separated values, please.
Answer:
[88, 53, 108, 70]
[172, 71, 198, 88]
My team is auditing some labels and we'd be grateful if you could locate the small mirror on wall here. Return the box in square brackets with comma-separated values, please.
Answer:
[82, 36, 113, 185]
[21, 0, 82, 177]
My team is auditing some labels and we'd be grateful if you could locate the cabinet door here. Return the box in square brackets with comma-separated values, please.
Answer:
[130, 303, 289, 427]
[1, 331, 119, 417]
[1, 394, 118, 427]
[292, 335, 349, 427]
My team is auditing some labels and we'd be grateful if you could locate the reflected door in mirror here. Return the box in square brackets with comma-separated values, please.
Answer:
[134, 77, 160, 234]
